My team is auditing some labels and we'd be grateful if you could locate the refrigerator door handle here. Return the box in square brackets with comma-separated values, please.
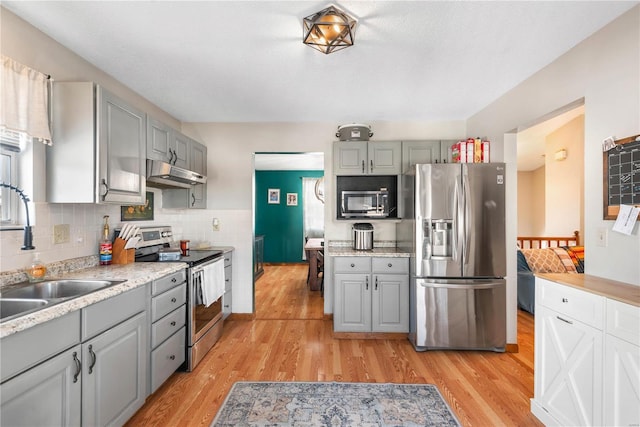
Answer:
[417, 281, 503, 290]
[453, 176, 460, 262]
[462, 172, 472, 263]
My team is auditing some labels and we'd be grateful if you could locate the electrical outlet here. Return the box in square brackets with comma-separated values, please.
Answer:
[596, 227, 608, 247]
[53, 224, 70, 244]
[212, 218, 220, 231]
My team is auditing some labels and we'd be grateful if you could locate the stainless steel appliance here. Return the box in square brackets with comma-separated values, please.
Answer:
[397, 163, 506, 352]
[129, 226, 224, 371]
[340, 189, 389, 218]
[146, 159, 207, 189]
[352, 223, 374, 250]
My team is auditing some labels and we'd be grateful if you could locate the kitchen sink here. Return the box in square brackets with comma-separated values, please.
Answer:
[0, 298, 49, 321]
[0, 279, 126, 323]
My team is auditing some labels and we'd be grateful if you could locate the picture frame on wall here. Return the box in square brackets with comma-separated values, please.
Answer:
[268, 188, 280, 204]
[287, 193, 298, 206]
[121, 191, 154, 221]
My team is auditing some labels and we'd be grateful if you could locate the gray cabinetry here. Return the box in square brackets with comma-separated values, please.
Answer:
[222, 251, 233, 318]
[0, 285, 148, 427]
[162, 138, 208, 209]
[333, 256, 409, 333]
[149, 270, 187, 394]
[401, 140, 455, 172]
[333, 141, 401, 175]
[49, 82, 146, 204]
[147, 118, 189, 170]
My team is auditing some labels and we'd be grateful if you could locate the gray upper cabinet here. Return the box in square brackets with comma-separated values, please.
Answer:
[147, 118, 189, 170]
[334, 141, 401, 175]
[401, 140, 455, 172]
[163, 138, 207, 209]
[49, 82, 146, 204]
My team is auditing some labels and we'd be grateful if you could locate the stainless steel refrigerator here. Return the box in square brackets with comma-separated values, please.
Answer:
[397, 163, 506, 352]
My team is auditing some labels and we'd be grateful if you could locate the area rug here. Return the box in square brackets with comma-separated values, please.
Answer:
[211, 381, 461, 426]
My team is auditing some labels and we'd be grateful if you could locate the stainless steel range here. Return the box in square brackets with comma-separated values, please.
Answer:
[122, 226, 225, 371]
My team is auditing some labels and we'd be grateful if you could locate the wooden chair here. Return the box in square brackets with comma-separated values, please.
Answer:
[317, 250, 325, 296]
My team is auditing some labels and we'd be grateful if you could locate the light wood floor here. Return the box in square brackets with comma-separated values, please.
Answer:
[126, 264, 542, 426]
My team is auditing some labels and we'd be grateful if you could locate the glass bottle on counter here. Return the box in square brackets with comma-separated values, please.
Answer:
[28, 252, 47, 282]
[99, 215, 112, 265]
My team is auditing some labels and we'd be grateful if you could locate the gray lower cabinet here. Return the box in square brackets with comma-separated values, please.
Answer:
[0, 285, 148, 427]
[333, 257, 409, 333]
[1, 344, 82, 426]
[149, 270, 187, 394]
[222, 251, 233, 318]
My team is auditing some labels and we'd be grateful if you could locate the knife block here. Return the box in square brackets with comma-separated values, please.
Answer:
[112, 238, 134, 264]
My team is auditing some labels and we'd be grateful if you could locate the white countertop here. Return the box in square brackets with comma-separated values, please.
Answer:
[1, 262, 186, 338]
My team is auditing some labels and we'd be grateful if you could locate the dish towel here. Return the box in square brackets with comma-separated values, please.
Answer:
[200, 258, 225, 307]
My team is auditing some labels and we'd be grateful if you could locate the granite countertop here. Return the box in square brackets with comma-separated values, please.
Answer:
[1, 262, 186, 338]
[327, 240, 411, 257]
[538, 273, 640, 307]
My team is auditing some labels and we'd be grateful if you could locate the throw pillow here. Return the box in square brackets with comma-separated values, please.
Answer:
[520, 248, 567, 273]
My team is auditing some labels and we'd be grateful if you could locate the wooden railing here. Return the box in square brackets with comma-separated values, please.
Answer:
[517, 230, 580, 249]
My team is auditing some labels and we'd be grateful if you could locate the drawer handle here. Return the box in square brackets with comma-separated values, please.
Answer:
[224, 304, 229, 308]
[375, 276, 378, 290]
[171, 297, 177, 303]
[351, 263, 355, 267]
[171, 277, 177, 283]
[556, 315, 573, 325]
[226, 279, 230, 282]
[388, 263, 392, 268]
[562, 298, 568, 303]
[169, 355, 175, 360]
[72, 352, 81, 383]
[88, 345, 96, 374]
[170, 321, 176, 326]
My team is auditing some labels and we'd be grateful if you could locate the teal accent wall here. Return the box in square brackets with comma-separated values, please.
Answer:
[255, 170, 324, 263]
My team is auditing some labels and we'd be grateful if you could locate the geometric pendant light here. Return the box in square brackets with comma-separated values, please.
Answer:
[303, 5, 357, 54]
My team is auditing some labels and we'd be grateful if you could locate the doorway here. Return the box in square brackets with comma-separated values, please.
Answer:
[252, 152, 325, 314]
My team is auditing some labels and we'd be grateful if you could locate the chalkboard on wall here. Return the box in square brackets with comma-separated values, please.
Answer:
[603, 134, 640, 219]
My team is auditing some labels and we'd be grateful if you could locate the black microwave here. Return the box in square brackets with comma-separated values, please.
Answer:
[340, 189, 389, 218]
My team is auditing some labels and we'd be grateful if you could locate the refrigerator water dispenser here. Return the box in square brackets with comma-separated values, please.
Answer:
[427, 219, 452, 258]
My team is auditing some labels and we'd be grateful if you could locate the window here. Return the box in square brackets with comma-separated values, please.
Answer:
[0, 129, 22, 225]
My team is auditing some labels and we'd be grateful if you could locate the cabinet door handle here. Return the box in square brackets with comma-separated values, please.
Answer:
[351, 263, 355, 268]
[100, 178, 109, 199]
[365, 276, 369, 290]
[556, 315, 573, 325]
[170, 321, 176, 326]
[191, 193, 196, 206]
[361, 160, 365, 173]
[375, 276, 378, 290]
[370, 159, 373, 173]
[72, 351, 81, 383]
[88, 345, 96, 374]
[388, 263, 392, 268]
[171, 297, 177, 303]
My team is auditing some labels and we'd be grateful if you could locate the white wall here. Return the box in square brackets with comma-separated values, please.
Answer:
[517, 168, 545, 236]
[468, 7, 639, 342]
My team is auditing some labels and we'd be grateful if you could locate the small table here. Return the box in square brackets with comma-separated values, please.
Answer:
[304, 238, 324, 291]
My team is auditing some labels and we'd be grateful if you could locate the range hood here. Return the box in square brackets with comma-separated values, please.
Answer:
[146, 159, 207, 189]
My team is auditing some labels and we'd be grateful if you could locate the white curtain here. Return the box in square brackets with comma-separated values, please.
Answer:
[1, 55, 52, 145]
[302, 177, 324, 259]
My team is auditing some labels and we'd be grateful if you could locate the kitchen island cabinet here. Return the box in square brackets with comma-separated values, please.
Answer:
[48, 82, 146, 205]
[531, 274, 640, 427]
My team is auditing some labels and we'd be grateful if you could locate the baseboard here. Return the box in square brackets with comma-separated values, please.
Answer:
[505, 343, 519, 353]
[333, 332, 409, 340]
[323, 313, 333, 321]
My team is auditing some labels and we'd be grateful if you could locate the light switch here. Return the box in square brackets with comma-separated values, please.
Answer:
[596, 227, 607, 247]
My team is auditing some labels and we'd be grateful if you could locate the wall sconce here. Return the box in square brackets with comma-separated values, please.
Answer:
[554, 149, 567, 161]
[303, 5, 357, 54]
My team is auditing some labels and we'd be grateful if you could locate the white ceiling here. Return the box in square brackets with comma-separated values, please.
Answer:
[3, 1, 636, 125]
[3, 1, 636, 171]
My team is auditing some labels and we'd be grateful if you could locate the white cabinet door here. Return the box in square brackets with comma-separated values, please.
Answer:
[372, 273, 409, 332]
[1, 345, 82, 427]
[535, 305, 603, 426]
[98, 87, 146, 204]
[82, 311, 147, 427]
[604, 334, 640, 427]
[334, 273, 371, 332]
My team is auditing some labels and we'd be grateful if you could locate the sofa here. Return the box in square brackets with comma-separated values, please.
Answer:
[517, 246, 585, 314]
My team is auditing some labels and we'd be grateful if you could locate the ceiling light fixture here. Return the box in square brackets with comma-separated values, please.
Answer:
[303, 5, 357, 54]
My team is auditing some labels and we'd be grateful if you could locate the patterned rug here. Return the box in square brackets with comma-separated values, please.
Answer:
[211, 381, 461, 426]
